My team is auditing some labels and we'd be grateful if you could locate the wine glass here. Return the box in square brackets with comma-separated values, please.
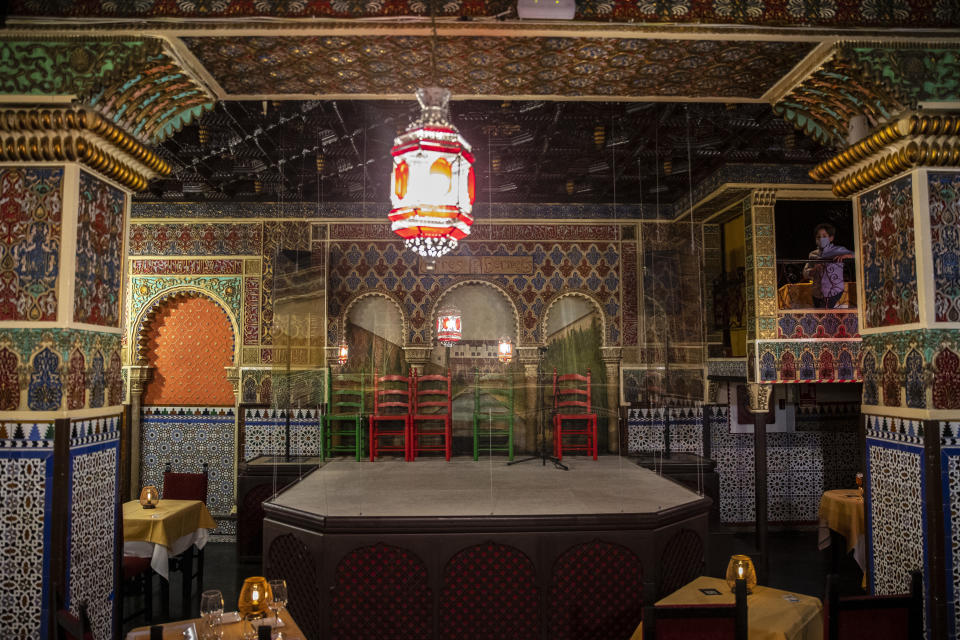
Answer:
[199, 589, 224, 640]
[268, 579, 288, 631]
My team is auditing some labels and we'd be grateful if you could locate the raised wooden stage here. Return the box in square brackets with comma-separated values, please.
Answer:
[262, 457, 711, 640]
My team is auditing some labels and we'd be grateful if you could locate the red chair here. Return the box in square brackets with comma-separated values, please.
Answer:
[56, 595, 93, 640]
[643, 578, 748, 640]
[824, 570, 922, 640]
[163, 461, 209, 615]
[369, 372, 413, 461]
[411, 369, 452, 461]
[552, 369, 598, 460]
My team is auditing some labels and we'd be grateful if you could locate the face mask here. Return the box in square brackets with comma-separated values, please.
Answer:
[818, 237, 830, 248]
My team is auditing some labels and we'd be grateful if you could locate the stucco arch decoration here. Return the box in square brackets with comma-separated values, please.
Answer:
[132, 287, 240, 365]
[429, 279, 522, 345]
[340, 290, 409, 345]
[541, 291, 608, 348]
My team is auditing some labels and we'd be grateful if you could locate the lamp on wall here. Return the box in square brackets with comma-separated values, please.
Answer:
[337, 340, 349, 366]
[498, 337, 513, 363]
[436, 307, 462, 347]
[725, 554, 757, 593]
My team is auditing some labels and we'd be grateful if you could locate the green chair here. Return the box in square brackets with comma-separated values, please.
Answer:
[322, 370, 366, 461]
[472, 368, 515, 461]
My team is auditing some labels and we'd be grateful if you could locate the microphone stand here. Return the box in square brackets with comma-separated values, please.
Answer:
[508, 345, 568, 470]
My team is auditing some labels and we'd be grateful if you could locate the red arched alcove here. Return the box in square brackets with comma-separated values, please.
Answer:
[142, 295, 235, 406]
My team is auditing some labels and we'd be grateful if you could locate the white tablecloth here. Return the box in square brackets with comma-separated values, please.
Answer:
[123, 527, 210, 580]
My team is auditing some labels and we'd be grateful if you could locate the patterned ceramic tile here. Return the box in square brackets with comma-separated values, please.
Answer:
[0, 167, 63, 322]
[73, 171, 125, 327]
[943, 448, 960, 639]
[927, 172, 960, 323]
[141, 407, 237, 521]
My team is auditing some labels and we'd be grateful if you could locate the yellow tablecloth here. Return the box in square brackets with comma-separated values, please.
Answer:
[631, 576, 822, 640]
[123, 499, 217, 549]
[777, 283, 857, 310]
[818, 489, 867, 587]
[127, 608, 304, 640]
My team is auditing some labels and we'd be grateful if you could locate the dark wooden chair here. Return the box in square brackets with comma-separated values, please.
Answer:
[824, 570, 923, 640]
[369, 372, 413, 461]
[410, 368, 452, 461]
[119, 510, 153, 626]
[163, 461, 209, 616]
[56, 595, 93, 640]
[552, 369, 598, 460]
[643, 578, 748, 640]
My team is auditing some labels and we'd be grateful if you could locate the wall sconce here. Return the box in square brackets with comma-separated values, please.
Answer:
[725, 554, 757, 593]
[337, 341, 349, 366]
[498, 337, 513, 364]
[139, 485, 160, 509]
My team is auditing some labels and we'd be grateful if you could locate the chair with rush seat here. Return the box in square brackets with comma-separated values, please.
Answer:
[321, 370, 366, 461]
[369, 372, 413, 461]
[472, 369, 515, 461]
[552, 369, 598, 460]
[410, 369, 452, 461]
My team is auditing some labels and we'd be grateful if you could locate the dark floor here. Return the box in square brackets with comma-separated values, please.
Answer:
[120, 524, 865, 636]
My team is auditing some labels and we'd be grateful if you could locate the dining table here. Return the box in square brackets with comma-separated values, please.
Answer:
[123, 499, 218, 618]
[818, 488, 866, 587]
[631, 575, 823, 640]
[126, 607, 305, 640]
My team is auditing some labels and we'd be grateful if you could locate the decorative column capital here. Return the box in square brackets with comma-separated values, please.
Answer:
[515, 345, 543, 367]
[126, 365, 153, 396]
[403, 345, 432, 365]
[751, 188, 776, 207]
[224, 366, 241, 404]
[745, 382, 773, 414]
[600, 346, 622, 364]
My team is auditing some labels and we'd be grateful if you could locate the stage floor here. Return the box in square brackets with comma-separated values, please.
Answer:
[270, 456, 702, 518]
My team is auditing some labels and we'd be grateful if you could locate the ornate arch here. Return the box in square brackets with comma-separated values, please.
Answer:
[340, 290, 409, 344]
[132, 287, 240, 365]
[429, 279, 522, 344]
[541, 291, 608, 347]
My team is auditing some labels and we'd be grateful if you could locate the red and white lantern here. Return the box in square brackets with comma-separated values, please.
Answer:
[389, 87, 476, 258]
[497, 337, 513, 364]
[436, 307, 462, 347]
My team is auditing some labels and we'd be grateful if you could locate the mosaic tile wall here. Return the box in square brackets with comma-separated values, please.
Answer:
[928, 172, 960, 323]
[141, 407, 237, 524]
[860, 329, 960, 410]
[67, 416, 120, 640]
[0, 328, 121, 411]
[942, 426, 960, 640]
[859, 176, 919, 329]
[0, 421, 55, 640]
[755, 340, 861, 383]
[627, 405, 860, 523]
[242, 408, 321, 461]
[0, 167, 63, 322]
[74, 171, 125, 327]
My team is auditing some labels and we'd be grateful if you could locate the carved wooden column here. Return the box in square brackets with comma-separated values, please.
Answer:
[601, 346, 622, 453]
[126, 365, 153, 495]
[746, 382, 772, 584]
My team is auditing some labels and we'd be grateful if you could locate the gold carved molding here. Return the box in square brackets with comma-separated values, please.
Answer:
[745, 382, 773, 414]
[0, 106, 171, 191]
[810, 113, 960, 198]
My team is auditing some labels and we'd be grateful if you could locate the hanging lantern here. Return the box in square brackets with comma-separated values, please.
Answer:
[436, 306, 462, 347]
[497, 337, 513, 364]
[337, 341, 349, 366]
[389, 87, 476, 258]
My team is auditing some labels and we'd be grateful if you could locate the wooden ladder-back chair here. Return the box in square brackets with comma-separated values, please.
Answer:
[411, 368, 452, 461]
[472, 368, 515, 461]
[369, 371, 413, 461]
[163, 461, 209, 614]
[824, 570, 923, 640]
[552, 369, 598, 460]
[643, 578, 748, 640]
[322, 370, 366, 461]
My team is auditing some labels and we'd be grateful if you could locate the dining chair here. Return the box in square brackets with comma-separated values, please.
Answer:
[55, 595, 93, 640]
[162, 461, 209, 613]
[552, 369, 598, 460]
[119, 511, 153, 626]
[410, 368, 452, 461]
[472, 368, 515, 460]
[321, 369, 367, 461]
[642, 578, 748, 640]
[824, 570, 922, 640]
[369, 371, 413, 461]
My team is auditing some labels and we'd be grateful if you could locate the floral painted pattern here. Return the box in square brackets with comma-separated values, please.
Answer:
[28, 348, 61, 411]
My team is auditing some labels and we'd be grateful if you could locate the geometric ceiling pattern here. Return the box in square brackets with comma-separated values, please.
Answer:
[183, 36, 814, 100]
[8, 0, 959, 28]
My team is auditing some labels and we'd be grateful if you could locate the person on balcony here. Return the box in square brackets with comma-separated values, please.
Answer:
[803, 223, 854, 309]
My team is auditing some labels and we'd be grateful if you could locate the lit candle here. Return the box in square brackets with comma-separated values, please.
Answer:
[738, 564, 744, 579]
